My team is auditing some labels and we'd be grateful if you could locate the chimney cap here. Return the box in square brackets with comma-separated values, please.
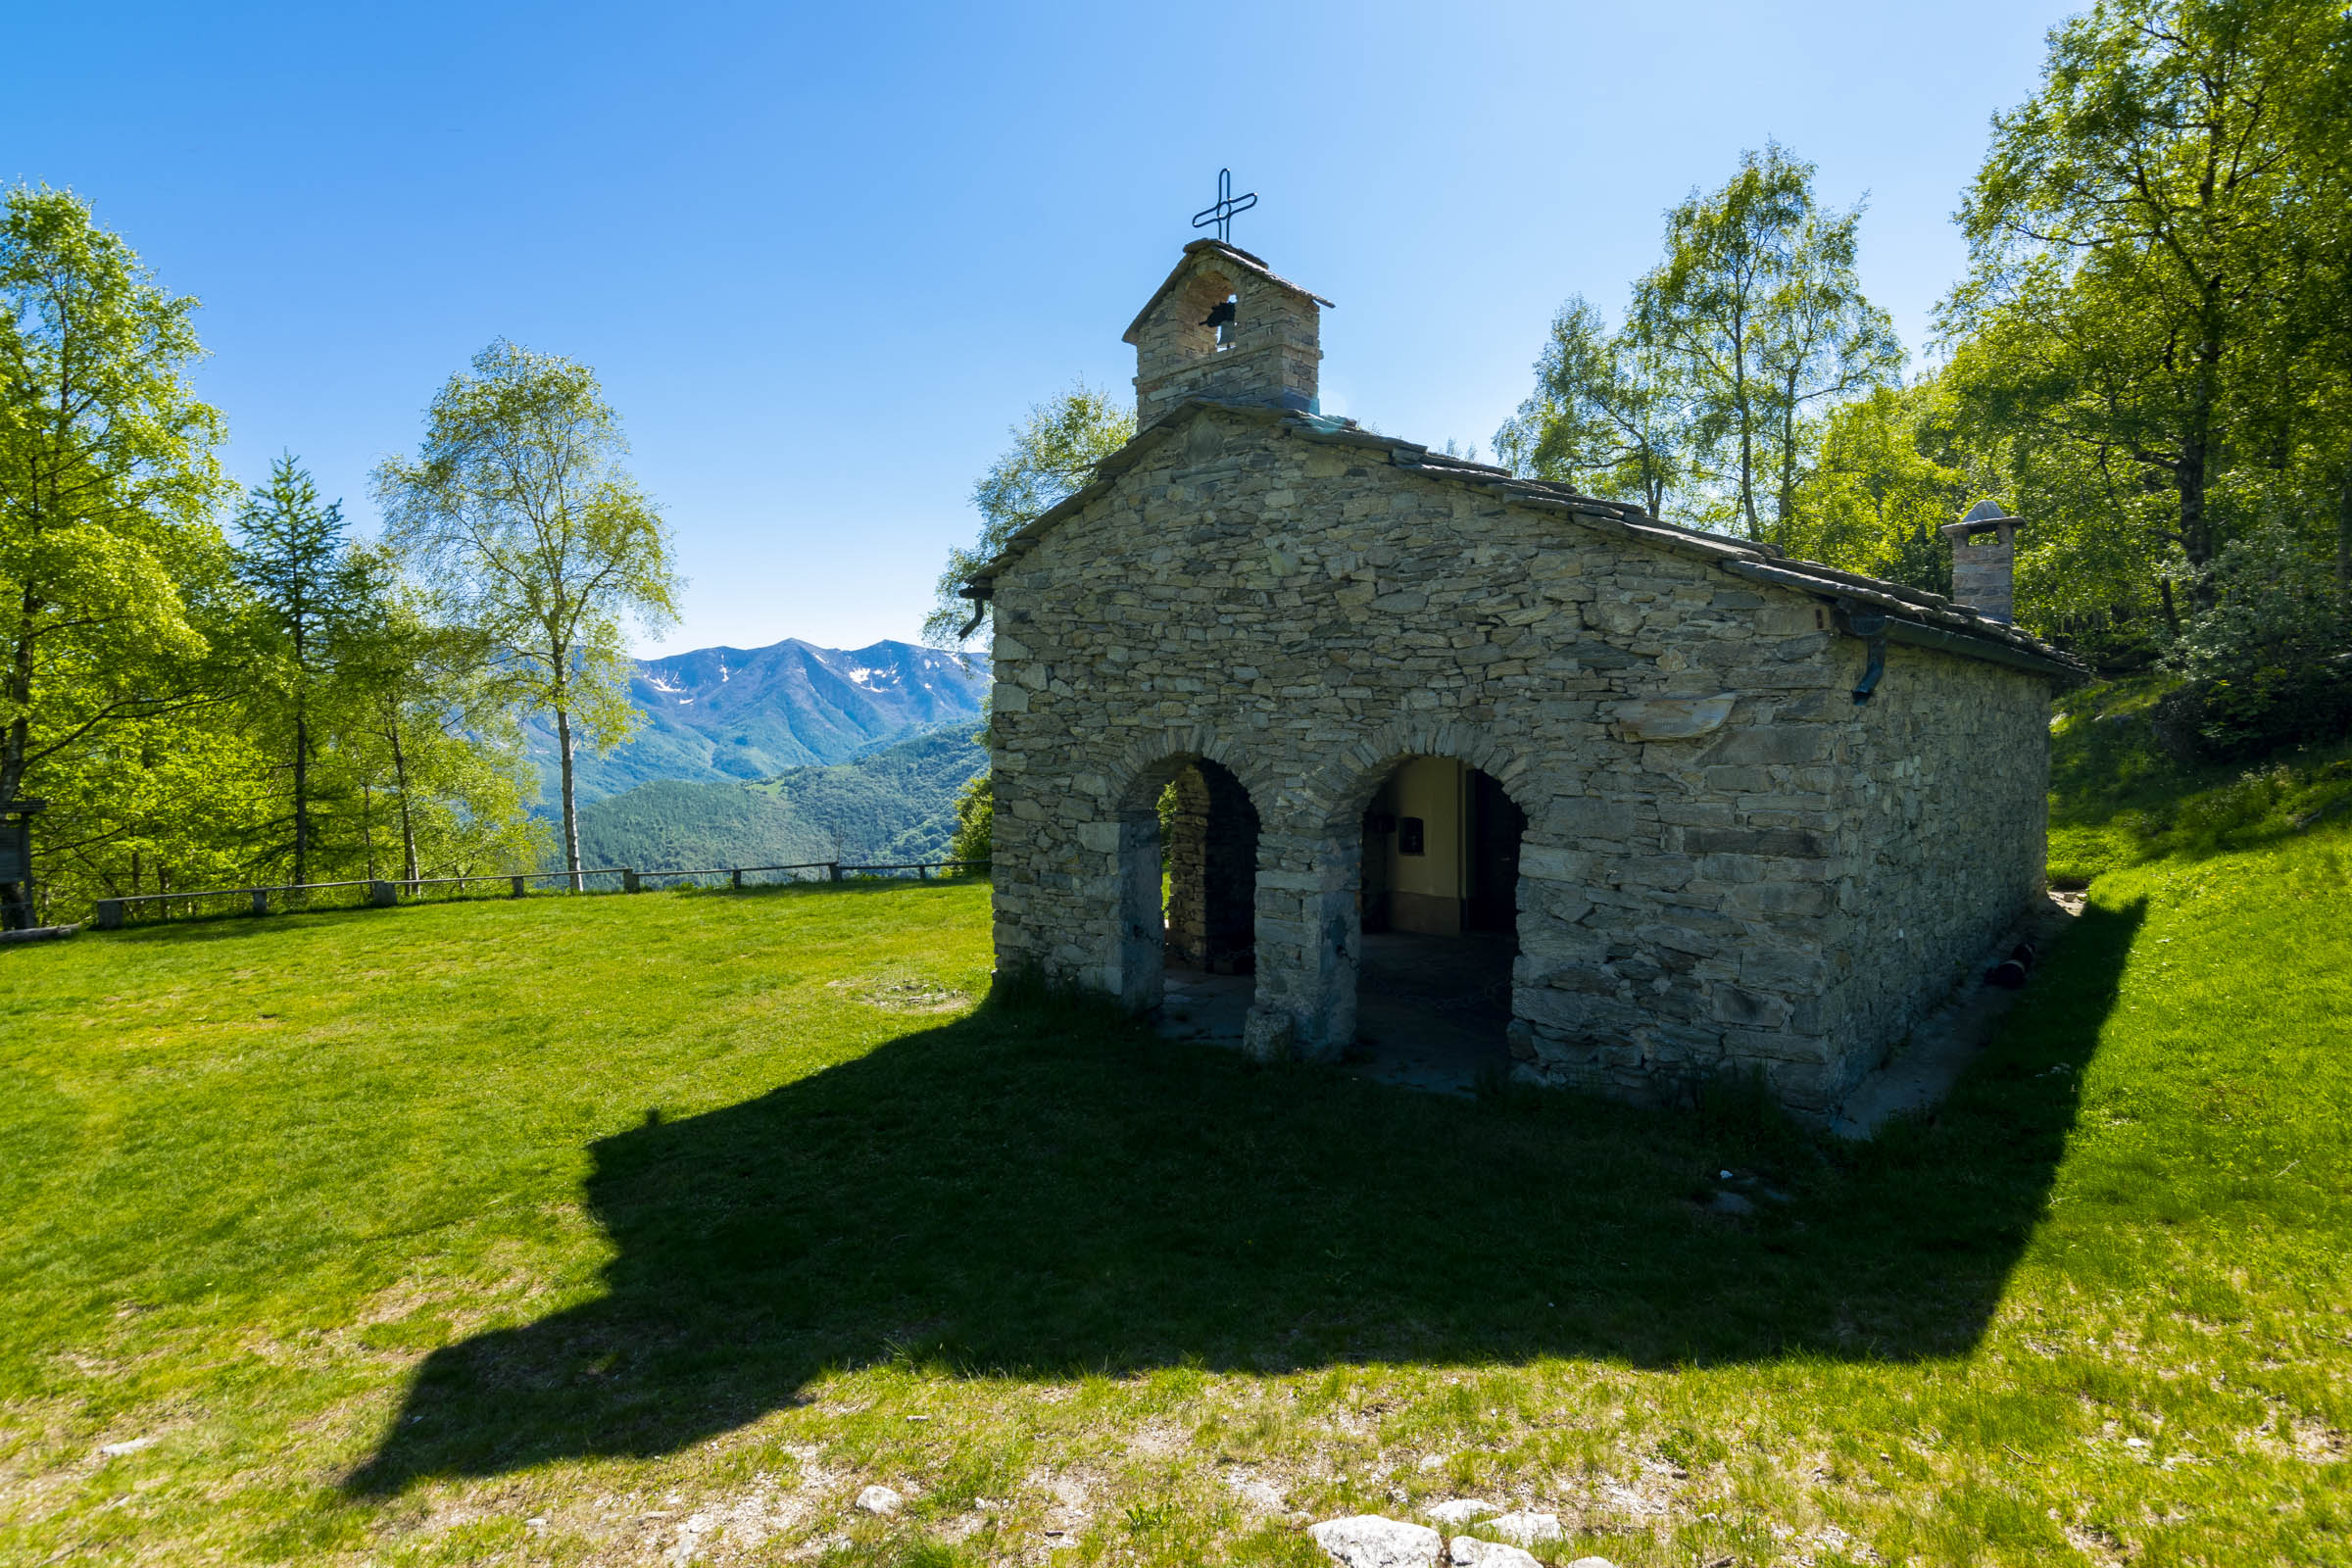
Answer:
[1941, 498, 2027, 544]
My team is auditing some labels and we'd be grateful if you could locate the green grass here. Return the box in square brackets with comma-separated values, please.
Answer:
[4, 818, 2350, 1564]
[2047, 675, 2352, 885]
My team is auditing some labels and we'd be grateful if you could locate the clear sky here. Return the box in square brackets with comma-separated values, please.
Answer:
[10, 0, 2077, 657]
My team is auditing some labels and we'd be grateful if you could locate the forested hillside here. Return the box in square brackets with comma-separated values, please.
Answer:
[572, 726, 985, 871]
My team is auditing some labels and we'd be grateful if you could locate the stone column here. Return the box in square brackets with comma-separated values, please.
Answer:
[1111, 812, 1166, 1012]
[1244, 827, 1357, 1062]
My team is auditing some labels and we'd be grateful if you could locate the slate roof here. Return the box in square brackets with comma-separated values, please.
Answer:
[963, 397, 2084, 682]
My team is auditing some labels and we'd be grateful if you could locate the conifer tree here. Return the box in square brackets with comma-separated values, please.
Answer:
[234, 455, 364, 889]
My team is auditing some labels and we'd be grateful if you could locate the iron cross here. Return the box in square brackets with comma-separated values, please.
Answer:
[1191, 169, 1258, 244]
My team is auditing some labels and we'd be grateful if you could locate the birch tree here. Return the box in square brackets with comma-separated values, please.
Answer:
[374, 341, 678, 889]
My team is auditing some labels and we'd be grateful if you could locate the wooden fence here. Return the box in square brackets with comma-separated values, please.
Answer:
[89, 858, 991, 929]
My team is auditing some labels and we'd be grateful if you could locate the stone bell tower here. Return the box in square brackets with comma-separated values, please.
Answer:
[1941, 499, 2029, 624]
[1122, 240, 1330, 429]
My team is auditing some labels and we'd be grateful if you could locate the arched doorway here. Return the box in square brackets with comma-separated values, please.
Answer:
[1354, 757, 1527, 1092]
[1116, 757, 1259, 1041]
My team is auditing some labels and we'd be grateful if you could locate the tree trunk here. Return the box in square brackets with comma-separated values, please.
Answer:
[387, 707, 418, 886]
[556, 704, 583, 892]
[2336, 462, 2352, 608]
[292, 704, 311, 891]
[1, 592, 35, 929]
[2179, 296, 2224, 608]
[1734, 326, 1760, 538]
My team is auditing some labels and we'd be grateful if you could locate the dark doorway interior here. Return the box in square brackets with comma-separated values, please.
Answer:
[1353, 758, 1523, 1094]
[1164, 759, 1258, 975]
[1155, 759, 1259, 1048]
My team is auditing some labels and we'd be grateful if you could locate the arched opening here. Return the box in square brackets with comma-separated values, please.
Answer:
[1354, 757, 1527, 1092]
[1117, 757, 1259, 1041]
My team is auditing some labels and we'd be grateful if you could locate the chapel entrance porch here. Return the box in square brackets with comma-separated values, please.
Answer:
[1156, 754, 1528, 1098]
[1348, 756, 1526, 1093]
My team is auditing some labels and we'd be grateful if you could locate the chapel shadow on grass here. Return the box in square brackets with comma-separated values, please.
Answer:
[347, 899, 2141, 1494]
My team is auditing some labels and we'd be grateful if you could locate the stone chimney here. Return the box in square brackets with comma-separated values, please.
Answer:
[1122, 240, 1330, 428]
[1940, 500, 2028, 624]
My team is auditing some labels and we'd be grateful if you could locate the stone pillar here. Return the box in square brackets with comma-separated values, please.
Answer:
[1245, 828, 1357, 1063]
[95, 899, 122, 930]
[250, 889, 269, 916]
[1112, 811, 1165, 1012]
[1941, 503, 2027, 623]
[368, 880, 398, 907]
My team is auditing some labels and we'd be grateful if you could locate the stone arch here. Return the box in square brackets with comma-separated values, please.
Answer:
[1100, 726, 1274, 1016]
[1301, 716, 1544, 839]
[1107, 723, 1282, 816]
[1256, 717, 1549, 1067]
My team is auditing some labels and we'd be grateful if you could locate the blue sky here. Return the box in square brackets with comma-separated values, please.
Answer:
[11, 1, 2075, 657]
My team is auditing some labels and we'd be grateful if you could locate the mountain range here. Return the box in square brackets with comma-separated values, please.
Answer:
[518, 638, 989, 805]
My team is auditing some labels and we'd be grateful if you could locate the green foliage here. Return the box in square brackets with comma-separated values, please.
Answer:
[1787, 381, 1969, 594]
[924, 382, 1133, 645]
[2045, 669, 2352, 881]
[573, 726, 985, 872]
[231, 455, 370, 887]
[1633, 141, 1903, 543]
[374, 339, 681, 882]
[1942, 0, 2352, 591]
[0, 184, 233, 923]
[947, 768, 992, 865]
[2154, 523, 2352, 759]
[1493, 294, 1686, 515]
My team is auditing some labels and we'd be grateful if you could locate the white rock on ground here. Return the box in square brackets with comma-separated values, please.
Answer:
[1567, 1559, 1619, 1568]
[854, 1485, 903, 1515]
[1308, 1514, 1445, 1568]
[1225, 1474, 1288, 1513]
[1425, 1498, 1496, 1526]
[1486, 1511, 1563, 1544]
[1449, 1537, 1543, 1567]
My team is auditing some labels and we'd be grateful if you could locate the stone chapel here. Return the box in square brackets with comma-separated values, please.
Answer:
[960, 238, 2082, 1120]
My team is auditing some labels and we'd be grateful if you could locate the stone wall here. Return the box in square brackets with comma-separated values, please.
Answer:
[985, 404, 2056, 1118]
[1819, 639, 2050, 1093]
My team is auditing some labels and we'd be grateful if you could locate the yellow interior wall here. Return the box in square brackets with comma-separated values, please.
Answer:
[1387, 757, 1465, 899]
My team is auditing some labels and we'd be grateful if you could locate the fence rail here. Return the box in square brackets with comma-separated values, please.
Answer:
[89, 858, 989, 929]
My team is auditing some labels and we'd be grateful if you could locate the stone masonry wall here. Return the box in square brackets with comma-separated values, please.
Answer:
[985, 405, 2055, 1118]
[1818, 640, 2050, 1095]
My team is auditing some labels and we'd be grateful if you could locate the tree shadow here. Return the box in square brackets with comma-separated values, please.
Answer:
[347, 899, 2142, 1494]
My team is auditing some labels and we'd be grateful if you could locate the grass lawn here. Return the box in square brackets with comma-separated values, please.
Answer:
[3, 801, 2349, 1564]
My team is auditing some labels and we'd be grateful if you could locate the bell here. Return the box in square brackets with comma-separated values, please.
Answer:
[1200, 299, 1237, 329]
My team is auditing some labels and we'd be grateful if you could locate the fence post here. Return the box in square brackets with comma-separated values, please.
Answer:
[730, 867, 743, 891]
[917, 862, 929, 881]
[828, 861, 842, 883]
[96, 899, 122, 930]
[622, 868, 641, 894]
[369, 880, 398, 907]
[511, 875, 526, 899]
[251, 888, 270, 916]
